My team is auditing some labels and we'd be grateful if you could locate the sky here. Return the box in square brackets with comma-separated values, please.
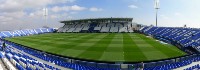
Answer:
[1, 0, 200, 31]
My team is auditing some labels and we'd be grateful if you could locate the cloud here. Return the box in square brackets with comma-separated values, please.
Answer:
[70, 12, 77, 14]
[51, 6, 63, 12]
[71, 5, 86, 11]
[2, 11, 26, 18]
[160, 15, 169, 19]
[29, 13, 35, 17]
[89, 7, 103, 12]
[50, 15, 59, 19]
[28, 10, 44, 18]
[128, 5, 138, 9]
[0, 0, 75, 12]
[174, 12, 182, 16]
[133, 0, 138, 2]
[0, 16, 13, 22]
[0, 0, 78, 31]
[51, 5, 86, 12]
[53, 0, 75, 3]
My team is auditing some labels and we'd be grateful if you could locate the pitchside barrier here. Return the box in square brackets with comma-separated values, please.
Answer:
[0, 38, 198, 70]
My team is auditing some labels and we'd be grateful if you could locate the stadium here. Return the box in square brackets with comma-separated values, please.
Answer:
[0, 0, 200, 70]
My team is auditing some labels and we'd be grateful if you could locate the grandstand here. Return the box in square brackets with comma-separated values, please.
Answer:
[58, 18, 139, 33]
[0, 18, 200, 70]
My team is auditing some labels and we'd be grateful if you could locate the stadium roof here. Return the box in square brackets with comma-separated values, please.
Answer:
[60, 17, 133, 24]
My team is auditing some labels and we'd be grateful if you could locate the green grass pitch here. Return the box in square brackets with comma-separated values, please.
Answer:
[5, 33, 186, 62]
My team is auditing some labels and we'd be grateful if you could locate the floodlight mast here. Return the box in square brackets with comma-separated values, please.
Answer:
[154, 0, 160, 27]
[43, 8, 48, 24]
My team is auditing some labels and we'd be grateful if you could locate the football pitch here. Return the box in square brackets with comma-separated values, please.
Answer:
[5, 33, 186, 62]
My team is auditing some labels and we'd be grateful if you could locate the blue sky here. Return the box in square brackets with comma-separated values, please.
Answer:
[0, 0, 200, 31]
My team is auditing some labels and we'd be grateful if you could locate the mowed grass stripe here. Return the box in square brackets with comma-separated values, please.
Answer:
[99, 34, 124, 61]
[136, 34, 186, 57]
[128, 34, 168, 60]
[8, 34, 96, 52]
[51, 34, 105, 54]
[7, 38, 52, 48]
[69, 34, 109, 50]
[10, 33, 82, 42]
[46, 34, 99, 53]
[77, 34, 115, 60]
[8, 34, 103, 57]
[8, 33, 92, 49]
[59, 34, 109, 57]
[104, 34, 123, 52]
[7, 34, 87, 50]
[17, 33, 87, 42]
[18, 33, 69, 38]
[5, 33, 186, 62]
[123, 33, 147, 62]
